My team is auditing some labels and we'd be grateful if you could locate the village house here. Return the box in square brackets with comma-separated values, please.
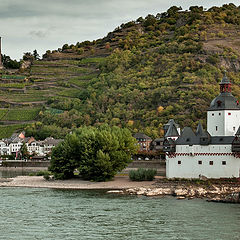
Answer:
[163, 74, 240, 179]
[133, 133, 152, 151]
[0, 132, 63, 158]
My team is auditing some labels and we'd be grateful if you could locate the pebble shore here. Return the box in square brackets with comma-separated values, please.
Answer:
[0, 175, 239, 203]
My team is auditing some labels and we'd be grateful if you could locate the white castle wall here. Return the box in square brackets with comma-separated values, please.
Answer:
[207, 110, 240, 136]
[166, 144, 240, 178]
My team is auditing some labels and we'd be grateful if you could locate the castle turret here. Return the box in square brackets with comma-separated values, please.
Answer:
[207, 73, 240, 136]
[165, 120, 179, 140]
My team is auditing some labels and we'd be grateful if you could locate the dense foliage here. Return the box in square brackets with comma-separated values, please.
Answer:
[2, 54, 20, 69]
[49, 125, 138, 181]
[31, 4, 240, 140]
[129, 168, 157, 181]
[3, 4, 240, 140]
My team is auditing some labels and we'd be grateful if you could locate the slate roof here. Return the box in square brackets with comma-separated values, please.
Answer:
[175, 125, 235, 145]
[133, 133, 152, 140]
[175, 127, 199, 145]
[165, 121, 179, 137]
[196, 122, 204, 136]
[220, 73, 231, 84]
[209, 74, 240, 111]
[235, 126, 240, 136]
[164, 119, 179, 128]
[211, 136, 234, 144]
[208, 92, 240, 111]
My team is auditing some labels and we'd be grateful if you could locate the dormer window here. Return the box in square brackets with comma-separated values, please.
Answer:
[186, 138, 190, 142]
[217, 100, 222, 107]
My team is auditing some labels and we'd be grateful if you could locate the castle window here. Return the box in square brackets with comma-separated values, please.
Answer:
[219, 113, 221, 116]
[198, 161, 202, 165]
[233, 127, 236, 131]
[228, 112, 231, 116]
[212, 113, 214, 116]
[209, 161, 213, 165]
[178, 161, 181, 165]
[222, 161, 226, 165]
[216, 126, 218, 131]
[217, 100, 222, 107]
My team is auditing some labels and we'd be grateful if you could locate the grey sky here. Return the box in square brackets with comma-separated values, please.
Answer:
[0, 0, 239, 60]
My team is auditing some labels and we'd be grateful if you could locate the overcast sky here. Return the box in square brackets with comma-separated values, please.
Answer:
[0, 0, 239, 60]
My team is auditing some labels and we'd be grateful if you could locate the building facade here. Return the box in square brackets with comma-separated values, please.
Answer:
[164, 74, 240, 178]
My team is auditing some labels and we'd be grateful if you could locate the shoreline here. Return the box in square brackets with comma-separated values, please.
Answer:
[0, 175, 157, 190]
[0, 175, 239, 203]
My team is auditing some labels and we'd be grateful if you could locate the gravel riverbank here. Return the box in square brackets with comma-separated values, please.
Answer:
[0, 175, 239, 203]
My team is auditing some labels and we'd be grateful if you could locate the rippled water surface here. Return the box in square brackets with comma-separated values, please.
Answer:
[0, 188, 239, 240]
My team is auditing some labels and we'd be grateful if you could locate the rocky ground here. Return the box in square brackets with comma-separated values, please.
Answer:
[108, 178, 240, 203]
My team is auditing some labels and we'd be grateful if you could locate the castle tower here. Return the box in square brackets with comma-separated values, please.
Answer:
[207, 73, 240, 136]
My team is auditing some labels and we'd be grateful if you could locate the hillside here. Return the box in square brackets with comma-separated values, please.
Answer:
[1, 4, 240, 139]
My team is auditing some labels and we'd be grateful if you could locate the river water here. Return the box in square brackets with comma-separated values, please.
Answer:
[0, 188, 239, 240]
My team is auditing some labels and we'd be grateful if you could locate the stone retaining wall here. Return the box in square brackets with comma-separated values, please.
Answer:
[2, 161, 50, 168]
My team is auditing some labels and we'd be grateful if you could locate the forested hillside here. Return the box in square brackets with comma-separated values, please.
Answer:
[1, 4, 240, 139]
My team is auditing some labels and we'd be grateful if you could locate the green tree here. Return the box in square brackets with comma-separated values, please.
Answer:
[49, 125, 138, 181]
[20, 143, 29, 159]
[33, 49, 40, 60]
[2, 54, 20, 69]
[23, 52, 34, 62]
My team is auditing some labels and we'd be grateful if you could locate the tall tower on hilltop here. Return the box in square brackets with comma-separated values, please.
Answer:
[207, 73, 240, 136]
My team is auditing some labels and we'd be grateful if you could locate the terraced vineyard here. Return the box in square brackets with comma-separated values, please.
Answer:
[0, 55, 105, 138]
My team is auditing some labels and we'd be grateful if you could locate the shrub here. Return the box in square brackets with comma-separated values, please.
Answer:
[36, 170, 51, 176]
[129, 168, 157, 181]
[43, 173, 50, 181]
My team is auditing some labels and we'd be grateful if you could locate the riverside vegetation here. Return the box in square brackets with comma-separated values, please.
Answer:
[1, 4, 240, 140]
[49, 125, 138, 181]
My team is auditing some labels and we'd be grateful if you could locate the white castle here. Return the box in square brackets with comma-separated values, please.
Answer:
[163, 74, 240, 178]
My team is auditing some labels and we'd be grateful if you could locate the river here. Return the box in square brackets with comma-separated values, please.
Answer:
[0, 188, 239, 240]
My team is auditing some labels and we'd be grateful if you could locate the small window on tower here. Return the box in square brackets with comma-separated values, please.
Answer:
[219, 113, 221, 116]
[233, 127, 236, 131]
[228, 112, 231, 116]
[209, 161, 213, 165]
[222, 161, 226, 165]
[198, 161, 202, 165]
[212, 113, 214, 116]
[216, 126, 218, 131]
[178, 161, 181, 165]
[217, 100, 222, 107]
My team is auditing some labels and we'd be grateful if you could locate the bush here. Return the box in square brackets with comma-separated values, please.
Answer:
[36, 170, 51, 176]
[43, 173, 50, 181]
[129, 168, 157, 181]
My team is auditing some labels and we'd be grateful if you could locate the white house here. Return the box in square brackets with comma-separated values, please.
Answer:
[164, 74, 240, 178]
[9, 137, 23, 155]
[0, 140, 10, 155]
